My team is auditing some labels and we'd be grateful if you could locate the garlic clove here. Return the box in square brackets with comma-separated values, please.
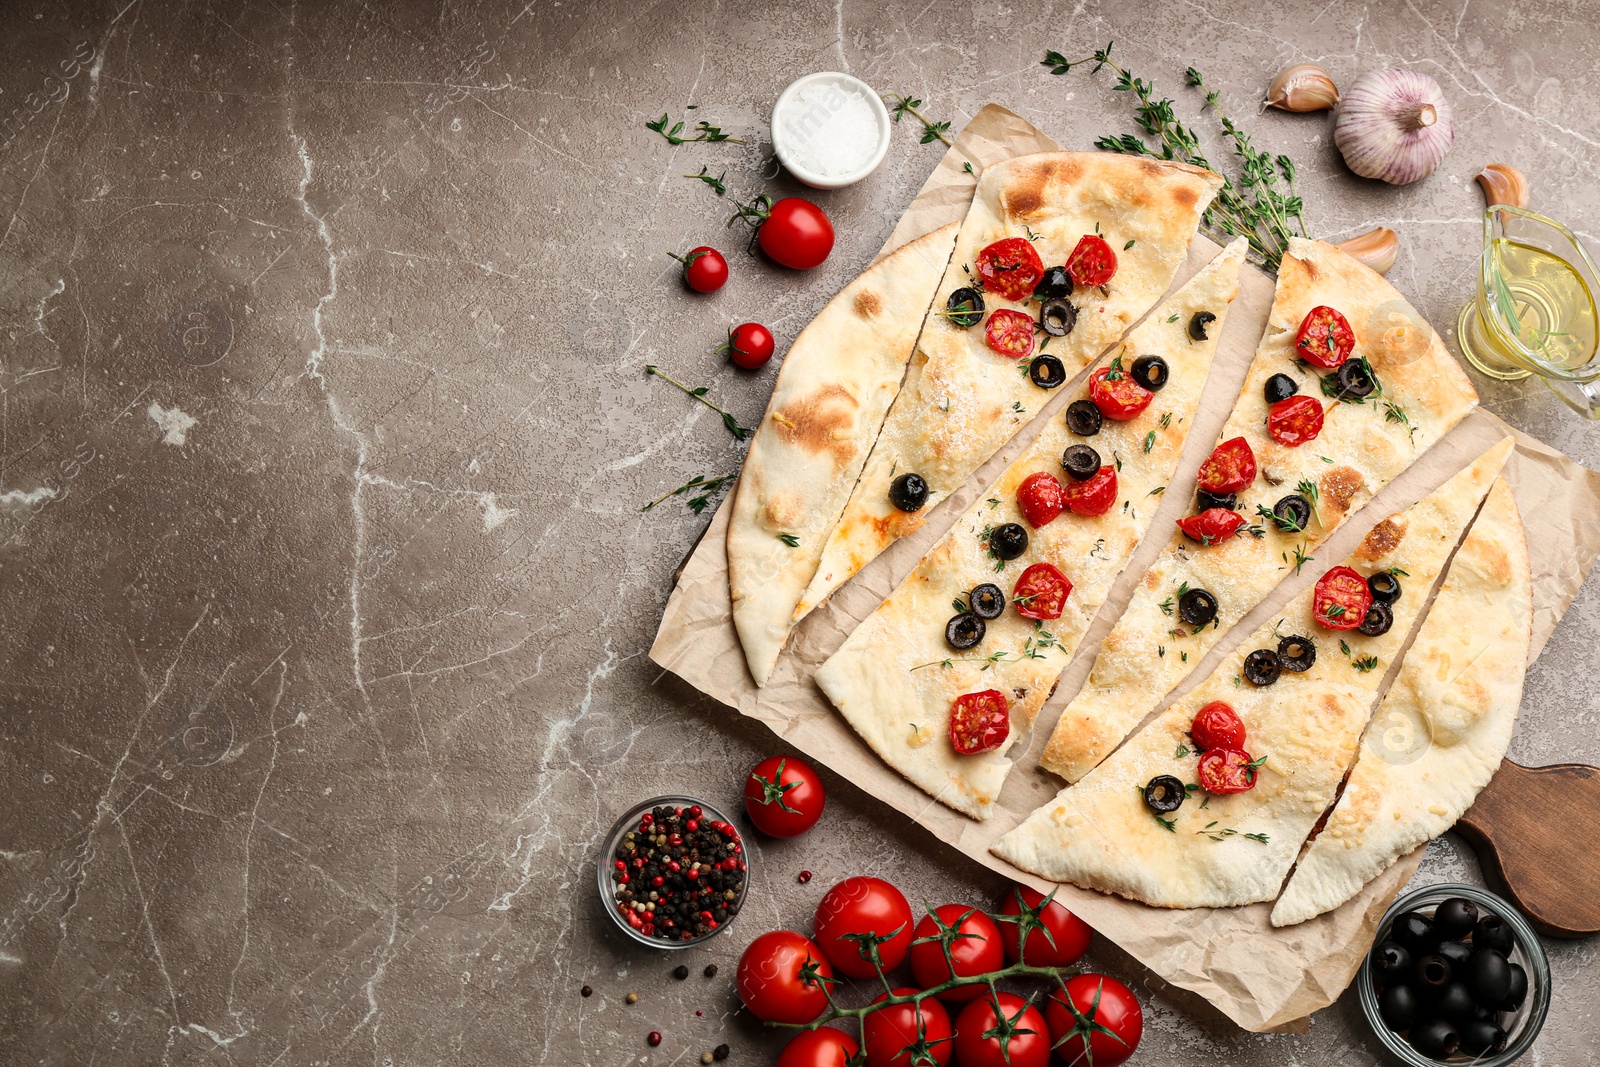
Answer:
[1475, 163, 1530, 209]
[1267, 63, 1340, 112]
[1335, 228, 1399, 275]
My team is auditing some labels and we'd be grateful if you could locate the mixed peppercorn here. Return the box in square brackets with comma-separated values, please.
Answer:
[610, 804, 747, 942]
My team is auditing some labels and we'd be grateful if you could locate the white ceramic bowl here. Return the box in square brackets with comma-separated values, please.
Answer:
[771, 72, 892, 190]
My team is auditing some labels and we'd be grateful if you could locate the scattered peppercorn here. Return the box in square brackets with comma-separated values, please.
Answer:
[702, 1053, 715, 1065]
[673, 964, 690, 980]
[625, 992, 639, 1005]
[714, 1043, 731, 1061]
[703, 963, 718, 978]
[797, 870, 812, 884]
[610, 804, 746, 943]
[581, 984, 593, 998]
[648, 1031, 662, 1047]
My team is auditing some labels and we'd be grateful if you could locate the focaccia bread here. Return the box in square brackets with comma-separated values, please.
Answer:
[815, 240, 1247, 820]
[729, 223, 960, 685]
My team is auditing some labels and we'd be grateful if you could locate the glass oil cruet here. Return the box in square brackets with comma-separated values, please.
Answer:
[1456, 205, 1600, 419]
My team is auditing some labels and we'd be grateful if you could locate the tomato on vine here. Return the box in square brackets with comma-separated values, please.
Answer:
[953, 991, 1052, 1067]
[777, 1026, 859, 1067]
[1044, 975, 1143, 1067]
[813, 876, 915, 978]
[997, 885, 1092, 968]
[909, 904, 1006, 1001]
[863, 989, 953, 1067]
[743, 755, 824, 837]
[735, 930, 834, 1025]
[671, 246, 728, 293]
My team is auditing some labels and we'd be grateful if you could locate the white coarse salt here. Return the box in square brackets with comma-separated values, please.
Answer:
[779, 81, 881, 177]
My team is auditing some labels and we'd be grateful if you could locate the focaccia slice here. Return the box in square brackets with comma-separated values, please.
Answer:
[729, 223, 960, 685]
[1041, 237, 1479, 783]
[793, 153, 1225, 622]
[816, 240, 1248, 820]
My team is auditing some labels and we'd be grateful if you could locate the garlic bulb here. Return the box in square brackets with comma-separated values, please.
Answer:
[1335, 228, 1398, 275]
[1333, 69, 1453, 184]
[1267, 63, 1339, 112]
[1475, 163, 1530, 209]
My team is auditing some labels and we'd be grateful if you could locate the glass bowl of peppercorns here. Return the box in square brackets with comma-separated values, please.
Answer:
[597, 796, 751, 949]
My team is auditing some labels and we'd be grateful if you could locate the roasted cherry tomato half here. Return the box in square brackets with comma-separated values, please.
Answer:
[1190, 700, 1246, 751]
[726, 322, 776, 370]
[953, 991, 1052, 1067]
[1087, 366, 1153, 421]
[1295, 305, 1356, 369]
[974, 237, 1045, 301]
[1313, 565, 1374, 631]
[1062, 466, 1118, 517]
[1065, 234, 1118, 287]
[949, 690, 1010, 755]
[999, 884, 1092, 967]
[864, 989, 953, 1067]
[743, 755, 825, 838]
[756, 198, 835, 270]
[1267, 394, 1326, 447]
[814, 876, 915, 978]
[1196, 437, 1257, 495]
[985, 308, 1038, 360]
[1012, 562, 1072, 621]
[1045, 974, 1143, 1067]
[1197, 747, 1261, 795]
[1016, 471, 1066, 528]
[676, 246, 729, 292]
[1176, 507, 1246, 545]
[910, 905, 1006, 1001]
[778, 1027, 860, 1067]
[736, 930, 834, 1024]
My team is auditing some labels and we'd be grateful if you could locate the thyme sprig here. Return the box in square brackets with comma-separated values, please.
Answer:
[646, 111, 745, 145]
[882, 93, 953, 145]
[645, 364, 751, 440]
[642, 473, 733, 513]
[684, 165, 728, 195]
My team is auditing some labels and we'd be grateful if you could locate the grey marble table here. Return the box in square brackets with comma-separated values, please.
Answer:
[1, 0, 1597, 1063]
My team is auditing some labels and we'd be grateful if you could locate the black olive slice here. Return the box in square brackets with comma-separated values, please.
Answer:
[1028, 353, 1067, 389]
[1143, 774, 1187, 814]
[1335, 358, 1377, 399]
[989, 522, 1029, 561]
[1358, 602, 1393, 637]
[1264, 372, 1299, 404]
[970, 583, 1006, 620]
[945, 287, 984, 328]
[1409, 1018, 1461, 1059]
[1038, 298, 1078, 337]
[1130, 355, 1169, 391]
[1177, 588, 1218, 627]
[1367, 571, 1402, 603]
[1061, 444, 1102, 481]
[1378, 984, 1418, 1032]
[1374, 941, 1412, 982]
[889, 473, 929, 512]
[945, 612, 986, 651]
[1271, 493, 1312, 533]
[1277, 634, 1317, 672]
[1033, 265, 1073, 301]
[1064, 399, 1102, 436]
[1195, 489, 1237, 512]
[1188, 310, 1217, 341]
[1243, 649, 1281, 686]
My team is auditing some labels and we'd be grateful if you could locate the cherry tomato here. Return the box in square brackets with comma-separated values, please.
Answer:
[1045, 975, 1143, 1067]
[813, 876, 914, 978]
[726, 322, 776, 370]
[1016, 472, 1066, 528]
[1197, 747, 1261, 795]
[1087, 366, 1152, 421]
[1012, 563, 1072, 622]
[1176, 507, 1246, 546]
[984, 308, 1038, 360]
[998, 885, 1092, 968]
[1295, 305, 1356, 369]
[953, 991, 1052, 1067]
[778, 1027, 859, 1067]
[756, 198, 835, 270]
[1267, 395, 1326, 447]
[1190, 701, 1246, 751]
[1062, 466, 1118, 517]
[1065, 234, 1118, 287]
[910, 905, 1006, 1001]
[864, 989, 953, 1067]
[1313, 565, 1373, 631]
[974, 237, 1045, 301]
[736, 930, 834, 1024]
[1196, 437, 1257, 495]
[949, 691, 1010, 756]
[743, 755, 825, 838]
[675, 246, 729, 293]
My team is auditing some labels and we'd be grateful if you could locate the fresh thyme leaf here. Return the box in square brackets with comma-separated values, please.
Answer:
[1113, 451, 1123, 472]
[1284, 540, 1314, 573]
[1295, 477, 1322, 528]
[1124, 239, 1136, 250]
[646, 111, 746, 145]
[642, 473, 733, 513]
[1157, 645, 1166, 658]
[1340, 638, 1352, 656]
[963, 161, 975, 175]
[1353, 655, 1380, 672]
[1325, 604, 1346, 619]
[1148, 485, 1165, 496]
[683, 165, 727, 195]
[987, 497, 1001, 509]
[883, 93, 953, 146]
[1152, 812, 1177, 833]
[1160, 411, 1173, 428]
[1041, 49, 1074, 75]
[1389, 565, 1410, 577]
[777, 533, 800, 547]
[1159, 596, 1174, 616]
[1166, 313, 1180, 323]
[645, 364, 752, 440]
[1143, 430, 1157, 454]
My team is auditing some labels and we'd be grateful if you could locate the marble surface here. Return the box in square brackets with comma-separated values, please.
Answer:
[2, 0, 1598, 1063]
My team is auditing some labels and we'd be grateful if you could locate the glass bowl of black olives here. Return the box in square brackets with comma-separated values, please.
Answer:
[1359, 883, 1550, 1065]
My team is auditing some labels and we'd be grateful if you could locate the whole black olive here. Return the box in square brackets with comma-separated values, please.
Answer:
[1409, 1018, 1461, 1059]
[1029, 354, 1067, 389]
[1433, 897, 1477, 939]
[1471, 1003, 1498, 1022]
[1358, 602, 1394, 637]
[1499, 962, 1528, 1011]
[1335, 358, 1377, 399]
[1367, 570, 1403, 605]
[889, 473, 930, 512]
[945, 612, 986, 651]
[1061, 444, 1102, 481]
[1033, 265, 1073, 300]
[1130, 355, 1169, 391]
[1469, 949, 1512, 1006]
[1375, 941, 1413, 983]
[1065, 399, 1103, 436]
[1459, 1018, 1508, 1057]
[1277, 634, 1317, 673]
[1196, 489, 1237, 512]
[945, 287, 985, 328]
[1264, 372, 1300, 404]
[1474, 913, 1514, 955]
[1436, 981, 1477, 1025]
[1271, 494, 1313, 533]
[1378, 984, 1418, 1031]
[989, 523, 1029, 561]
[1393, 911, 1439, 955]
[970, 583, 1006, 620]
[1434, 939, 1473, 970]
[1188, 310, 1217, 341]
[1039, 299, 1078, 337]
[1178, 588, 1218, 627]
[1143, 774, 1187, 814]
[1243, 649, 1282, 686]
[1415, 954, 1454, 997]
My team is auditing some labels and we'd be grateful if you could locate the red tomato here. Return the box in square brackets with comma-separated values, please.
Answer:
[1267, 394, 1326, 447]
[864, 989, 953, 1067]
[1016, 472, 1066, 528]
[949, 691, 1010, 756]
[1087, 366, 1152, 421]
[1012, 563, 1072, 622]
[1176, 507, 1246, 546]
[736, 930, 834, 1024]
[758, 198, 835, 270]
[953, 991, 1052, 1067]
[1197, 747, 1261, 795]
[778, 1027, 859, 1067]
[1295, 305, 1356, 369]
[1045, 975, 1143, 1067]
[984, 308, 1038, 360]
[998, 885, 1092, 968]
[1065, 234, 1118, 287]
[974, 237, 1045, 301]
[1062, 466, 1118, 517]
[1196, 437, 1257, 495]
[813, 877, 915, 978]
[674, 245, 728, 293]
[726, 322, 775, 370]
[1313, 565, 1373, 630]
[910, 905, 1006, 1001]
[743, 755, 825, 838]
[1190, 701, 1246, 751]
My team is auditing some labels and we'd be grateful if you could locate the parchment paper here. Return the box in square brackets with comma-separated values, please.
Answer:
[649, 105, 1600, 1032]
